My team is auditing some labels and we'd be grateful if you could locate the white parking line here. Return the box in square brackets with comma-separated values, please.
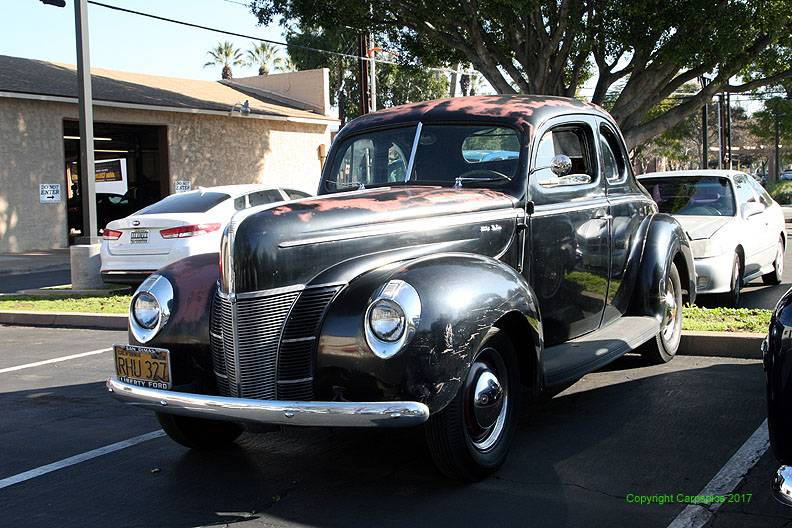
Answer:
[0, 347, 111, 374]
[0, 430, 165, 490]
[666, 419, 770, 528]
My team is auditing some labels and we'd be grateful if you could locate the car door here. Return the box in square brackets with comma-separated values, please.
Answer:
[527, 115, 610, 346]
[732, 173, 767, 278]
[597, 120, 655, 326]
[746, 174, 781, 266]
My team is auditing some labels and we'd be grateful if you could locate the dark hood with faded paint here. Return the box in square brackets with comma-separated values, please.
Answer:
[225, 186, 518, 293]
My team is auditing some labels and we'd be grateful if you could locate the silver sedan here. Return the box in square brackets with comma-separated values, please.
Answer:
[638, 170, 786, 307]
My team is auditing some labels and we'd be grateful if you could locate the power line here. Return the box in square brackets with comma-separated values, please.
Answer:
[85, 1, 467, 75]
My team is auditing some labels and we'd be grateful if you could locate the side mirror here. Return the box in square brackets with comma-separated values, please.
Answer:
[550, 154, 572, 176]
[743, 201, 764, 218]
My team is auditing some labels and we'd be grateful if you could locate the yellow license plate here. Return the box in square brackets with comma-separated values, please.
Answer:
[114, 344, 171, 389]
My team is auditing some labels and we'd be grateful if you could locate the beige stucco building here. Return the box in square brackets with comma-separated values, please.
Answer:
[0, 55, 338, 253]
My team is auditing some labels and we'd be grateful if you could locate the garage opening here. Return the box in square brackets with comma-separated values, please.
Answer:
[63, 121, 169, 244]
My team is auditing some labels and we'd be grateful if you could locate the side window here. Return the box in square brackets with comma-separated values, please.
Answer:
[746, 175, 773, 207]
[285, 189, 311, 200]
[600, 126, 627, 183]
[732, 174, 762, 215]
[533, 125, 596, 187]
[247, 190, 283, 207]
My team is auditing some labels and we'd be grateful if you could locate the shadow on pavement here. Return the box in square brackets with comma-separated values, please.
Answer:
[0, 358, 770, 528]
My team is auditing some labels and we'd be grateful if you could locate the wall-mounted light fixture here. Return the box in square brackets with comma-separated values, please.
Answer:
[230, 100, 251, 116]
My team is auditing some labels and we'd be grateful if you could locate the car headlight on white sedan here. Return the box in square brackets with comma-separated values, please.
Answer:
[690, 239, 724, 259]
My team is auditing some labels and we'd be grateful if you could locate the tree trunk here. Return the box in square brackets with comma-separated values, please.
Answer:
[222, 65, 232, 80]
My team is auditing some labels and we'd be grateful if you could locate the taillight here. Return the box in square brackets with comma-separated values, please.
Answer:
[103, 229, 122, 240]
[160, 223, 221, 239]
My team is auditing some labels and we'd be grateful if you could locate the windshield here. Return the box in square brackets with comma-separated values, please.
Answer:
[324, 124, 521, 192]
[640, 176, 736, 216]
[135, 191, 230, 215]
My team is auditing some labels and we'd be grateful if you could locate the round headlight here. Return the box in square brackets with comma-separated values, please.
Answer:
[133, 291, 160, 329]
[368, 299, 406, 342]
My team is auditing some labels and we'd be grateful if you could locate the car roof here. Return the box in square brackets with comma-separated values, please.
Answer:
[338, 95, 610, 138]
[184, 184, 283, 198]
[637, 169, 747, 180]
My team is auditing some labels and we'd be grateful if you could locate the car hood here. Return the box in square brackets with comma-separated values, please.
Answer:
[674, 215, 732, 240]
[223, 186, 518, 293]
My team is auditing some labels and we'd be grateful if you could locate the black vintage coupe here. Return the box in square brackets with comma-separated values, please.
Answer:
[108, 95, 696, 480]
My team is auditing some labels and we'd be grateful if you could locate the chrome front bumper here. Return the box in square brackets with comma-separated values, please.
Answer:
[106, 377, 430, 428]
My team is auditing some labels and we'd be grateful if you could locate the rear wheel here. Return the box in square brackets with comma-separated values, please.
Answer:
[157, 413, 243, 450]
[641, 263, 682, 365]
[763, 237, 785, 285]
[425, 328, 521, 481]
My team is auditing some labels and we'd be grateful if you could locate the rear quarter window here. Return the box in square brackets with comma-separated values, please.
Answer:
[136, 191, 230, 215]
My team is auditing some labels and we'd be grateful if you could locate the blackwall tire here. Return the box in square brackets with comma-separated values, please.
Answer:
[424, 328, 521, 481]
[716, 253, 743, 308]
[157, 413, 243, 450]
[641, 263, 682, 365]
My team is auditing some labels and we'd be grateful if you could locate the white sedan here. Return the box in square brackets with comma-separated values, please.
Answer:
[638, 170, 786, 307]
[100, 185, 311, 284]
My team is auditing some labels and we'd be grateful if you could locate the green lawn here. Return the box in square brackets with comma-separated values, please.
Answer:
[0, 294, 131, 314]
[682, 305, 770, 333]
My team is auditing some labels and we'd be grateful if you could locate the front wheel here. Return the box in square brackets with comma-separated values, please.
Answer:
[424, 328, 521, 481]
[763, 237, 785, 285]
[716, 253, 743, 308]
[157, 413, 243, 450]
[641, 262, 682, 365]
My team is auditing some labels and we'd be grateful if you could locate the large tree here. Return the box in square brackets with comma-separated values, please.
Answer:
[250, 0, 792, 149]
[285, 24, 448, 124]
[204, 41, 245, 80]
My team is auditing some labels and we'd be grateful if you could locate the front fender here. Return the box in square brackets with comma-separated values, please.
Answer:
[629, 214, 696, 320]
[128, 252, 219, 390]
[767, 287, 792, 464]
[315, 252, 541, 413]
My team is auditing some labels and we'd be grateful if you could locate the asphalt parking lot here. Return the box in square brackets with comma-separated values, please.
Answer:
[1, 326, 790, 527]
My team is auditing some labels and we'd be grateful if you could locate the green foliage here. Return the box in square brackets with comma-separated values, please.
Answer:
[284, 24, 447, 124]
[246, 41, 284, 75]
[204, 40, 245, 79]
[768, 181, 792, 205]
[682, 305, 770, 333]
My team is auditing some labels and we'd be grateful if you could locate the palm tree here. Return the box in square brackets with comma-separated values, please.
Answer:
[246, 41, 283, 76]
[204, 41, 244, 80]
[275, 54, 298, 73]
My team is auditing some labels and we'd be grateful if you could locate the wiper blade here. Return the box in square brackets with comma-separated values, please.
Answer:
[453, 174, 512, 188]
[325, 179, 366, 191]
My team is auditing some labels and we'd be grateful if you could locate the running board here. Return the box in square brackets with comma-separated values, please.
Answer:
[542, 316, 660, 388]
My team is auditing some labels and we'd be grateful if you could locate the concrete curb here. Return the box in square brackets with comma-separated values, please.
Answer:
[678, 331, 765, 360]
[0, 264, 70, 277]
[0, 311, 127, 331]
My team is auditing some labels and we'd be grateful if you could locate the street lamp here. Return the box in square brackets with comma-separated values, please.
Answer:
[41, 0, 103, 289]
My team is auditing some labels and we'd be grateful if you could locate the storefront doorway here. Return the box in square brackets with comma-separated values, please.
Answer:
[63, 121, 169, 243]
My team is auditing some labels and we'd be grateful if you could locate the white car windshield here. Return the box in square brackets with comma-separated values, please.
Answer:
[641, 176, 736, 216]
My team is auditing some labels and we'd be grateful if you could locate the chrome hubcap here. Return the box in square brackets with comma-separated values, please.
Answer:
[473, 370, 504, 429]
[465, 350, 508, 452]
[662, 281, 678, 342]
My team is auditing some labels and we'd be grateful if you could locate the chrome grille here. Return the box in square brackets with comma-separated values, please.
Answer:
[210, 285, 340, 401]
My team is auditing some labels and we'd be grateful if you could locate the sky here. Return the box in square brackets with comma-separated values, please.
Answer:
[1, 0, 287, 81]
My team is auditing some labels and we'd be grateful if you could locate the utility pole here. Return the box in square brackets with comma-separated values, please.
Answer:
[368, 34, 376, 112]
[726, 92, 732, 169]
[716, 93, 724, 169]
[699, 76, 709, 169]
[449, 63, 461, 97]
[74, 0, 97, 244]
[357, 33, 370, 115]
